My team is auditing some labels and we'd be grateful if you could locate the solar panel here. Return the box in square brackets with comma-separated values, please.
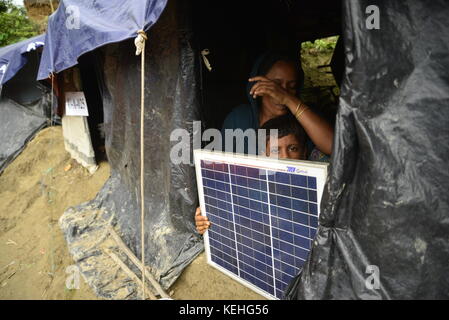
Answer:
[194, 150, 328, 300]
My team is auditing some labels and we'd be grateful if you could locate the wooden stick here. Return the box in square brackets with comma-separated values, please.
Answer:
[49, 0, 55, 13]
[104, 249, 157, 300]
[107, 225, 170, 299]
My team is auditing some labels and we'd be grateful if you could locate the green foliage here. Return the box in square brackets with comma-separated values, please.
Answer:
[302, 36, 339, 52]
[0, 0, 40, 47]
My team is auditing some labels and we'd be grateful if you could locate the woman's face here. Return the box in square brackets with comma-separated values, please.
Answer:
[261, 60, 298, 116]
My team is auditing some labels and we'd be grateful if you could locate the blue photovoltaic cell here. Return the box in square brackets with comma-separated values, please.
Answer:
[200, 159, 320, 299]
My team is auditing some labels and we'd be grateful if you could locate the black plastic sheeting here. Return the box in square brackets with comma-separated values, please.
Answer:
[73, 0, 203, 289]
[0, 51, 52, 173]
[286, 0, 449, 299]
[0, 98, 48, 172]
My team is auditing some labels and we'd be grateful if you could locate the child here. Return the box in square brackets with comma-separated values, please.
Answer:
[195, 113, 309, 234]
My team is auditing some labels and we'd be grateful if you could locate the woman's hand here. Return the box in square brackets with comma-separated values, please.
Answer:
[249, 76, 295, 106]
[250, 76, 334, 155]
[195, 207, 210, 235]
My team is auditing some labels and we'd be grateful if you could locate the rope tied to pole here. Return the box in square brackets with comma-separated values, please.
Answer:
[135, 29, 147, 300]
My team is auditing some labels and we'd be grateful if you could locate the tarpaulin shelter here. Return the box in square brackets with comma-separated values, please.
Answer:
[0, 35, 44, 86]
[38, 0, 449, 299]
[38, 0, 203, 298]
[0, 34, 52, 172]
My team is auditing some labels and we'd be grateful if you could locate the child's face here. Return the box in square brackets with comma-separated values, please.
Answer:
[266, 134, 306, 160]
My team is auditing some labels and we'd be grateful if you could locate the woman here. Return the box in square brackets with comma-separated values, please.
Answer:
[196, 53, 334, 234]
[221, 52, 334, 157]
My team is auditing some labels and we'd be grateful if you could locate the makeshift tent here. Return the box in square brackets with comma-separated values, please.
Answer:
[37, 0, 167, 80]
[286, 0, 449, 299]
[39, 0, 449, 300]
[0, 35, 52, 173]
[39, 0, 202, 298]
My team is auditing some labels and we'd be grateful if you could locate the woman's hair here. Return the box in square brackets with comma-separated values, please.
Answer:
[260, 113, 308, 150]
[257, 51, 305, 90]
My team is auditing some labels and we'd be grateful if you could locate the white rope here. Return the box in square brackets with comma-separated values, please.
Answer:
[50, 73, 54, 127]
[201, 49, 212, 72]
[135, 29, 147, 301]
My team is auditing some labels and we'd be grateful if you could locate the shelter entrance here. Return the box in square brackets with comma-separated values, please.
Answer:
[192, 0, 343, 133]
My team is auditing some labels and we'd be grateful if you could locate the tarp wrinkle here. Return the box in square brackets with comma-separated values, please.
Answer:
[285, 0, 449, 300]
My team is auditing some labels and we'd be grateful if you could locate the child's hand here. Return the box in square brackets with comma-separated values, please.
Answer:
[195, 207, 210, 235]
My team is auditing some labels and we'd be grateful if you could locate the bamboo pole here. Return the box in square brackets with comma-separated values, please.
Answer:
[107, 225, 170, 299]
[104, 249, 157, 300]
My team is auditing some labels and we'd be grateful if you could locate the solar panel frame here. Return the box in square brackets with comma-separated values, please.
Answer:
[194, 150, 328, 300]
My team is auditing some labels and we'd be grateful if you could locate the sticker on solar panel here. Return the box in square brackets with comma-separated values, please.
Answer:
[194, 150, 328, 300]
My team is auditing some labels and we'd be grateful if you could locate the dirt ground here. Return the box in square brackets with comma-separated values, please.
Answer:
[24, 1, 60, 33]
[0, 126, 263, 300]
[0, 126, 108, 299]
[171, 252, 263, 300]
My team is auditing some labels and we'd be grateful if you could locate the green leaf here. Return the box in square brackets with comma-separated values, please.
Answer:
[0, 0, 40, 47]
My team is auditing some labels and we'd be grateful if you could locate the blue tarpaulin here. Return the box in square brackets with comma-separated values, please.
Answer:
[0, 34, 45, 86]
[37, 0, 168, 80]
